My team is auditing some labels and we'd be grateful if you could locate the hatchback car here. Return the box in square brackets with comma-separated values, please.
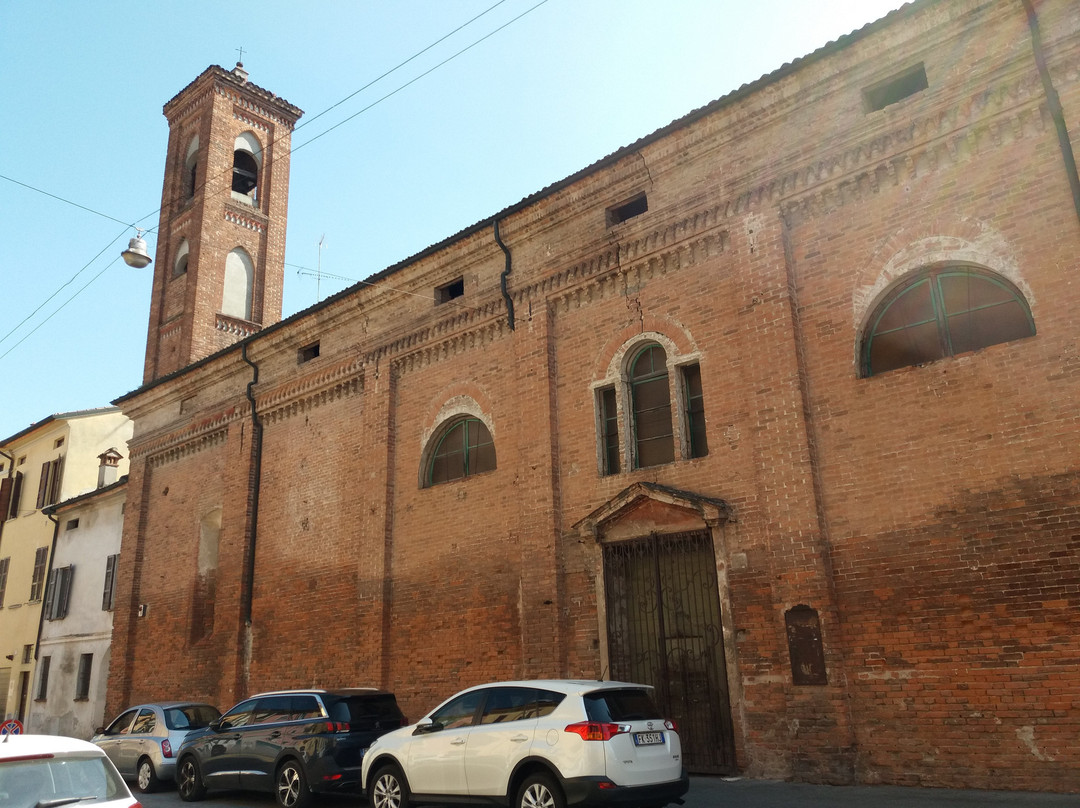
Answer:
[361, 679, 688, 808]
[93, 701, 220, 793]
[0, 732, 142, 808]
[175, 688, 405, 807]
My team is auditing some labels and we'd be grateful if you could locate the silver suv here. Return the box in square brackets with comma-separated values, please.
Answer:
[361, 680, 688, 808]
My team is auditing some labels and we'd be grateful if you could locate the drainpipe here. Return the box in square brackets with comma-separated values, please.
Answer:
[494, 218, 516, 331]
[1021, 0, 1080, 229]
[239, 343, 264, 627]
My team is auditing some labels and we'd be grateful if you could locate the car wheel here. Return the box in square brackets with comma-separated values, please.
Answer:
[135, 756, 160, 793]
[371, 763, 411, 808]
[177, 755, 206, 801]
[276, 759, 312, 808]
[517, 772, 565, 808]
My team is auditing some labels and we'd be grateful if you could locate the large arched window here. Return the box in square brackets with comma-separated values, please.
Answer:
[222, 248, 254, 320]
[862, 265, 1035, 377]
[630, 343, 674, 468]
[183, 135, 199, 200]
[426, 417, 496, 487]
[231, 132, 262, 205]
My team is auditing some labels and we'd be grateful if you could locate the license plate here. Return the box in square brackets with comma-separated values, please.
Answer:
[633, 731, 665, 746]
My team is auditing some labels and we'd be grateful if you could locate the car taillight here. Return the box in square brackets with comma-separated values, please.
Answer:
[128, 801, 144, 808]
[564, 721, 628, 741]
[325, 721, 350, 733]
[160, 739, 173, 759]
[665, 719, 678, 732]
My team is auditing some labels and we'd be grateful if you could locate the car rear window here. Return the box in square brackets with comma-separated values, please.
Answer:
[584, 688, 663, 722]
[0, 754, 129, 805]
[327, 694, 405, 731]
[165, 704, 221, 730]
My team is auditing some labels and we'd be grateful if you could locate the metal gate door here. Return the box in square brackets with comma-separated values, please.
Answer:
[603, 530, 736, 773]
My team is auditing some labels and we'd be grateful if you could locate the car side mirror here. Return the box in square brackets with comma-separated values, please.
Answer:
[412, 720, 442, 735]
[94, 727, 104, 735]
[210, 718, 227, 731]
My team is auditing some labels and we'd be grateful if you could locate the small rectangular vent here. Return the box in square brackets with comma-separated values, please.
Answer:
[607, 193, 648, 226]
[436, 277, 465, 305]
[863, 63, 928, 112]
[298, 341, 321, 363]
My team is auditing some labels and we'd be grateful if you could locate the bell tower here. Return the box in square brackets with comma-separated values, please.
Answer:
[142, 63, 303, 383]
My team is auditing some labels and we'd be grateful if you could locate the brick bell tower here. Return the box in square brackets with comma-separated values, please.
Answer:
[142, 62, 303, 383]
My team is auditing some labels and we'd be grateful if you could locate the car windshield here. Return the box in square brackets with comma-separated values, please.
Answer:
[164, 704, 221, 731]
[0, 754, 128, 808]
[584, 688, 664, 722]
[328, 694, 405, 731]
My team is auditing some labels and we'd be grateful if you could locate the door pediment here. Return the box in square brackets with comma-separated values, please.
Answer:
[574, 482, 731, 543]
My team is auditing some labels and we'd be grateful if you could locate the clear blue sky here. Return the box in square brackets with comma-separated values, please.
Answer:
[0, 0, 904, 442]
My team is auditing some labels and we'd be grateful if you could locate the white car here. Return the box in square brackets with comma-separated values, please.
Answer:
[0, 733, 142, 808]
[361, 680, 688, 808]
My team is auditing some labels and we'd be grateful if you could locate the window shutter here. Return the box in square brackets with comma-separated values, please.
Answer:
[36, 462, 51, 509]
[57, 565, 73, 619]
[48, 457, 63, 506]
[43, 569, 58, 619]
[103, 554, 118, 611]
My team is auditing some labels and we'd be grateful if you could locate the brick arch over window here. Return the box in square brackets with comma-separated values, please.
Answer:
[419, 396, 497, 488]
[593, 332, 708, 476]
[859, 263, 1035, 377]
[421, 416, 496, 488]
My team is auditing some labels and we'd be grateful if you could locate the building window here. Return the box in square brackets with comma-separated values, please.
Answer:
[36, 457, 63, 510]
[607, 193, 648, 226]
[44, 565, 74, 621]
[103, 554, 119, 611]
[630, 344, 674, 468]
[298, 341, 321, 363]
[173, 239, 190, 277]
[7, 471, 23, 520]
[426, 417, 496, 487]
[0, 557, 9, 607]
[861, 265, 1035, 377]
[436, 277, 465, 305]
[75, 654, 93, 700]
[231, 132, 262, 205]
[681, 363, 709, 459]
[65, 518, 80, 531]
[36, 656, 50, 701]
[863, 63, 928, 112]
[53, 437, 65, 449]
[183, 135, 199, 200]
[598, 386, 620, 476]
[30, 547, 48, 601]
[23, 644, 33, 664]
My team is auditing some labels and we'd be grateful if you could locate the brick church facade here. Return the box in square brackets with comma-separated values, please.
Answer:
[107, 0, 1080, 791]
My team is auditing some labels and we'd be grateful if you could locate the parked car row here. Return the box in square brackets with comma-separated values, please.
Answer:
[90, 679, 688, 808]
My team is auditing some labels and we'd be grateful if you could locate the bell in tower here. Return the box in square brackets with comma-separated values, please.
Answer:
[141, 62, 303, 383]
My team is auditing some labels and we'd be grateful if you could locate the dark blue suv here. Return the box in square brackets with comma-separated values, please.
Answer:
[175, 688, 404, 807]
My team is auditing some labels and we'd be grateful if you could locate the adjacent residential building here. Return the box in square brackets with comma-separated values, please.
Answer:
[107, 0, 1080, 793]
[26, 450, 127, 738]
[0, 410, 132, 726]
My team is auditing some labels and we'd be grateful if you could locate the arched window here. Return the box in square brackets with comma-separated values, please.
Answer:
[173, 239, 189, 278]
[222, 248, 254, 320]
[183, 135, 199, 200]
[426, 417, 496, 486]
[630, 343, 674, 468]
[231, 132, 262, 204]
[862, 265, 1035, 377]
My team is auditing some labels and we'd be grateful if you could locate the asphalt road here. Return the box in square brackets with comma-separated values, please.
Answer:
[137, 776, 1078, 808]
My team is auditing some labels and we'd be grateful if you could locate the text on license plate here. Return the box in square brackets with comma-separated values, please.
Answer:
[633, 731, 665, 746]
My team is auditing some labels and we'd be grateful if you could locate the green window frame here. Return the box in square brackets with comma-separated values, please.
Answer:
[862, 265, 1035, 377]
[427, 417, 496, 487]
